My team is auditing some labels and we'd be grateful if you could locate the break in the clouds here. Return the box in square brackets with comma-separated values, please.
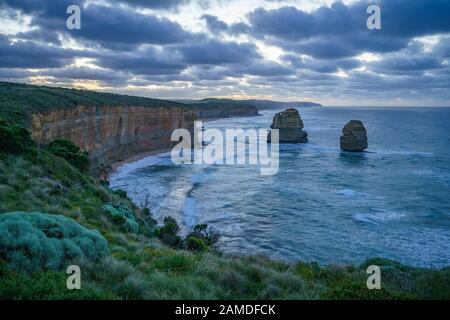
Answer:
[0, 0, 449, 106]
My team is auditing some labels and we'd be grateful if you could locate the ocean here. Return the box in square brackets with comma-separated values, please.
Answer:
[110, 107, 450, 267]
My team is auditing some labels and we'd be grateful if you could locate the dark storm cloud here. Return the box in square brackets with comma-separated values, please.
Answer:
[177, 39, 260, 65]
[95, 37, 262, 76]
[112, 0, 188, 10]
[273, 35, 408, 59]
[1, 0, 193, 49]
[249, 0, 450, 39]
[201, 14, 250, 35]
[0, 0, 83, 18]
[202, 14, 228, 34]
[37, 4, 192, 49]
[97, 47, 187, 75]
[433, 37, 450, 58]
[16, 29, 62, 45]
[346, 69, 450, 92]
[240, 61, 294, 77]
[371, 56, 443, 74]
[282, 54, 361, 73]
[43, 66, 129, 82]
[246, 0, 450, 59]
[0, 35, 74, 68]
[0, 68, 32, 79]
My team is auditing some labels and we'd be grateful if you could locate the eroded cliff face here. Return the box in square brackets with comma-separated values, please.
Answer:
[31, 105, 196, 166]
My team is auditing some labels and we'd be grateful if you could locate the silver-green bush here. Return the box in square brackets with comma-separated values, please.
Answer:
[102, 205, 139, 234]
[0, 212, 109, 272]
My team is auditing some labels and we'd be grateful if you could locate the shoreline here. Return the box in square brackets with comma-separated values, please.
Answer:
[110, 114, 259, 172]
[111, 148, 172, 171]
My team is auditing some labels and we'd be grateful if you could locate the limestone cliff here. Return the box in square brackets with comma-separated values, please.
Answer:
[31, 105, 196, 166]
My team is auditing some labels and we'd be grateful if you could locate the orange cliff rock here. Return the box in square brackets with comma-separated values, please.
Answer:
[31, 105, 196, 166]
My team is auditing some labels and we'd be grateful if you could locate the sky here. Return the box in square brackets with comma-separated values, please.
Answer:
[0, 0, 449, 106]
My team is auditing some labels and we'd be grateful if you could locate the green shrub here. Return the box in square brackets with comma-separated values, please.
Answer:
[0, 118, 34, 154]
[184, 224, 220, 252]
[321, 279, 416, 300]
[0, 212, 109, 272]
[112, 188, 128, 199]
[155, 216, 182, 248]
[103, 205, 139, 234]
[46, 139, 89, 172]
[185, 236, 209, 252]
[360, 257, 410, 272]
[139, 195, 156, 227]
[154, 253, 195, 274]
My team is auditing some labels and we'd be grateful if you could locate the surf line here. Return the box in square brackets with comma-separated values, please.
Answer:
[170, 121, 280, 176]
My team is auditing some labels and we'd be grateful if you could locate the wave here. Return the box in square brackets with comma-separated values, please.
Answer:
[336, 189, 370, 197]
[183, 196, 197, 228]
[374, 150, 434, 157]
[110, 151, 172, 182]
[352, 210, 407, 225]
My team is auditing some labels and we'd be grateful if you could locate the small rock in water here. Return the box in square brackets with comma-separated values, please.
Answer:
[268, 108, 308, 143]
[340, 120, 368, 152]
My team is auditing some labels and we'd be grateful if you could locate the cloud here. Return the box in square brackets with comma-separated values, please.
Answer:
[43, 66, 129, 83]
[246, 0, 450, 59]
[41, 4, 192, 49]
[371, 56, 443, 75]
[2, 1, 194, 49]
[176, 39, 260, 65]
[433, 36, 450, 58]
[113, 0, 188, 10]
[96, 47, 187, 75]
[282, 54, 361, 73]
[201, 14, 250, 35]
[0, 35, 75, 68]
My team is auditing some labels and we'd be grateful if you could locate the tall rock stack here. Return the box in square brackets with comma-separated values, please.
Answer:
[268, 108, 308, 143]
[340, 120, 368, 152]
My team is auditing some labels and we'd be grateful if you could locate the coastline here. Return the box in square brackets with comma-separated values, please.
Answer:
[110, 114, 259, 172]
[111, 148, 172, 171]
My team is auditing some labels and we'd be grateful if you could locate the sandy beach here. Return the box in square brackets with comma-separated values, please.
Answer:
[111, 148, 172, 171]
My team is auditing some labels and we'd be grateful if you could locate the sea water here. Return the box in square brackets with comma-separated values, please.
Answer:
[110, 107, 450, 267]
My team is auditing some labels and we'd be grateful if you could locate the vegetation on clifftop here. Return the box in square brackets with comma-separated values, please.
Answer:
[0, 82, 186, 126]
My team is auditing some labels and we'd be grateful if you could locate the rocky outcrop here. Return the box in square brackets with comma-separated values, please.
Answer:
[267, 108, 308, 143]
[340, 120, 368, 152]
[31, 105, 196, 166]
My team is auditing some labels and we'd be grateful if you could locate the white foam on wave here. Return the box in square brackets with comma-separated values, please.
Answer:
[352, 210, 407, 224]
[375, 150, 434, 157]
[183, 196, 197, 228]
[336, 189, 384, 200]
[110, 151, 172, 182]
[337, 189, 370, 197]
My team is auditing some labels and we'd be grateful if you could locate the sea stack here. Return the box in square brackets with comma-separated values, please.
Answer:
[268, 108, 308, 143]
[340, 120, 368, 152]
